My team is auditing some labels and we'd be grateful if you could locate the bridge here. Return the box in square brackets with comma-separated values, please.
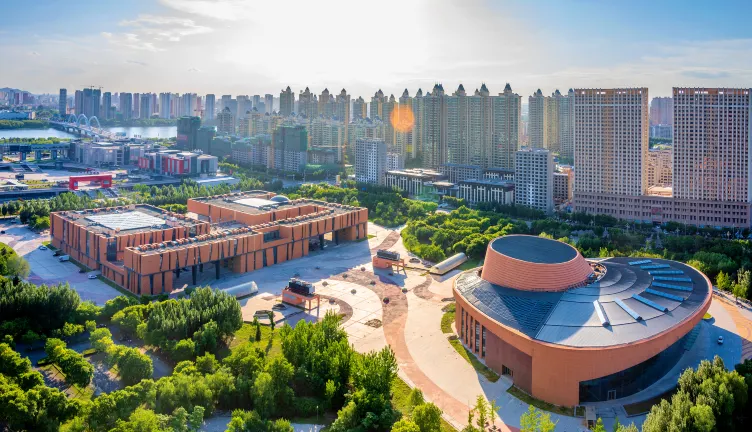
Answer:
[49, 114, 119, 140]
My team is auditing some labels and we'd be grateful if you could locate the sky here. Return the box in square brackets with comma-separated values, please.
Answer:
[2, 0, 752, 99]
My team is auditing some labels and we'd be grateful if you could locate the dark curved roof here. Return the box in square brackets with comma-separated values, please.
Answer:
[490, 235, 577, 264]
[455, 257, 710, 347]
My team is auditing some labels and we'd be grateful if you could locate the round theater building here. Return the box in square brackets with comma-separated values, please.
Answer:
[453, 235, 712, 407]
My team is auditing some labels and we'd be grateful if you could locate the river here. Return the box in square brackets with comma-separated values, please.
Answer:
[0, 126, 177, 140]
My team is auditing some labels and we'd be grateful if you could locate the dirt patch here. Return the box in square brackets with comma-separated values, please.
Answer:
[365, 319, 383, 328]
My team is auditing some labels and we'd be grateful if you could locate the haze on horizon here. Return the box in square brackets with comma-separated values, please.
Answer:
[2, 0, 752, 98]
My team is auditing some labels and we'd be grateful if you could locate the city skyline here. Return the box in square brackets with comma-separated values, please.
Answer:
[2, 0, 752, 98]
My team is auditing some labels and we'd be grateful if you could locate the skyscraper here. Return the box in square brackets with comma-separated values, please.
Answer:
[370, 89, 385, 119]
[412, 89, 425, 161]
[82, 88, 101, 118]
[264, 94, 274, 114]
[352, 96, 366, 121]
[280, 87, 294, 117]
[133, 93, 140, 118]
[237, 95, 251, 121]
[204, 94, 216, 121]
[159, 93, 172, 119]
[58, 89, 67, 117]
[318, 88, 333, 118]
[515, 148, 553, 213]
[650, 97, 673, 126]
[140, 94, 153, 119]
[74, 90, 84, 115]
[422, 84, 448, 168]
[252, 95, 261, 109]
[299, 87, 317, 119]
[558, 89, 575, 161]
[335, 88, 350, 124]
[490, 84, 521, 170]
[573, 88, 648, 207]
[217, 107, 235, 135]
[447, 84, 469, 164]
[120, 93, 132, 120]
[355, 138, 387, 185]
[528, 89, 548, 149]
[102, 92, 112, 120]
[397, 89, 415, 159]
[672, 88, 751, 203]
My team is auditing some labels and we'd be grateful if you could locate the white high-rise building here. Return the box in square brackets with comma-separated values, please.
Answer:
[515, 148, 553, 213]
[558, 89, 575, 161]
[139, 93, 153, 119]
[264, 94, 274, 114]
[528, 89, 549, 149]
[355, 138, 387, 185]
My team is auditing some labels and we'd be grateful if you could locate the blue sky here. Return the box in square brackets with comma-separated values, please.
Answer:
[2, 0, 751, 98]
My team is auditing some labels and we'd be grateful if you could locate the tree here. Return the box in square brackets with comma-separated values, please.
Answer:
[733, 269, 750, 302]
[115, 347, 153, 386]
[473, 396, 489, 430]
[170, 339, 196, 362]
[488, 399, 500, 430]
[520, 405, 556, 432]
[391, 419, 421, 432]
[716, 271, 732, 292]
[5, 255, 31, 279]
[253, 317, 261, 341]
[590, 417, 606, 432]
[407, 388, 425, 414]
[412, 402, 442, 432]
[252, 372, 275, 418]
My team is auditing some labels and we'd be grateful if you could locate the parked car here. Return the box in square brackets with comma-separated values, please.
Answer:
[38, 245, 48, 250]
[79, 269, 86, 273]
[88, 274, 97, 279]
[718, 336, 724, 345]
[0, 230, 5, 234]
[409, 258, 421, 264]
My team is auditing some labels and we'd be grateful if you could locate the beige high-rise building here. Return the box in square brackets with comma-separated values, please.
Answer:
[412, 89, 425, 161]
[382, 94, 396, 151]
[528, 89, 548, 149]
[335, 89, 350, 124]
[423, 84, 448, 169]
[573, 88, 648, 202]
[573, 87, 752, 227]
[646, 149, 673, 188]
[491, 83, 521, 170]
[447, 83, 493, 168]
[396, 89, 414, 159]
[650, 96, 673, 126]
[558, 89, 576, 161]
[673, 88, 751, 203]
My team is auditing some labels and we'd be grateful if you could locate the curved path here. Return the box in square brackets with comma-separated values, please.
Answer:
[714, 294, 752, 361]
[333, 269, 514, 431]
[370, 231, 401, 253]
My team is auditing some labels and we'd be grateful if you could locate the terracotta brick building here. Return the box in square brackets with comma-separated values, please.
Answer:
[454, 235, 711, 406]
[51, 192, 368, 295]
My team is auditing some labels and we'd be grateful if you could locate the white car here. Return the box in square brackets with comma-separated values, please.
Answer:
[718, 336, 724, 345]
[88, 274, 97, 279]
[38, 245, 48, 250]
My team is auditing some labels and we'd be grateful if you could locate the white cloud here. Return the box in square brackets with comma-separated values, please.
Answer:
[101, 32, 163, 52]
[187, 67, 201, 72]
[119, 14, 212, 42]
[28, 51, 40, 56]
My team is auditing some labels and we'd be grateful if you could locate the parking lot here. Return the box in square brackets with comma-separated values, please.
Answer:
[2, 221, 122, 305]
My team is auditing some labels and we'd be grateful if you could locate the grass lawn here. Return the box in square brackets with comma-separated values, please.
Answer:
[42, 240, 57, 250]
[391, 377, 456, 431]
[218, 323, 282, 360]
[447, 338, 499, 383]
[458, 259, 481, 271]
[441, 303, 456, 334]
[507, 386, 583, 417]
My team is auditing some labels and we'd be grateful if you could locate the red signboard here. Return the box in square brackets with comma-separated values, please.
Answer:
[69, 174, 113, 190]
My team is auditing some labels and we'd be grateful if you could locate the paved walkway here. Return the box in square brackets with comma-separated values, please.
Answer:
[713, 294, 752, 361]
